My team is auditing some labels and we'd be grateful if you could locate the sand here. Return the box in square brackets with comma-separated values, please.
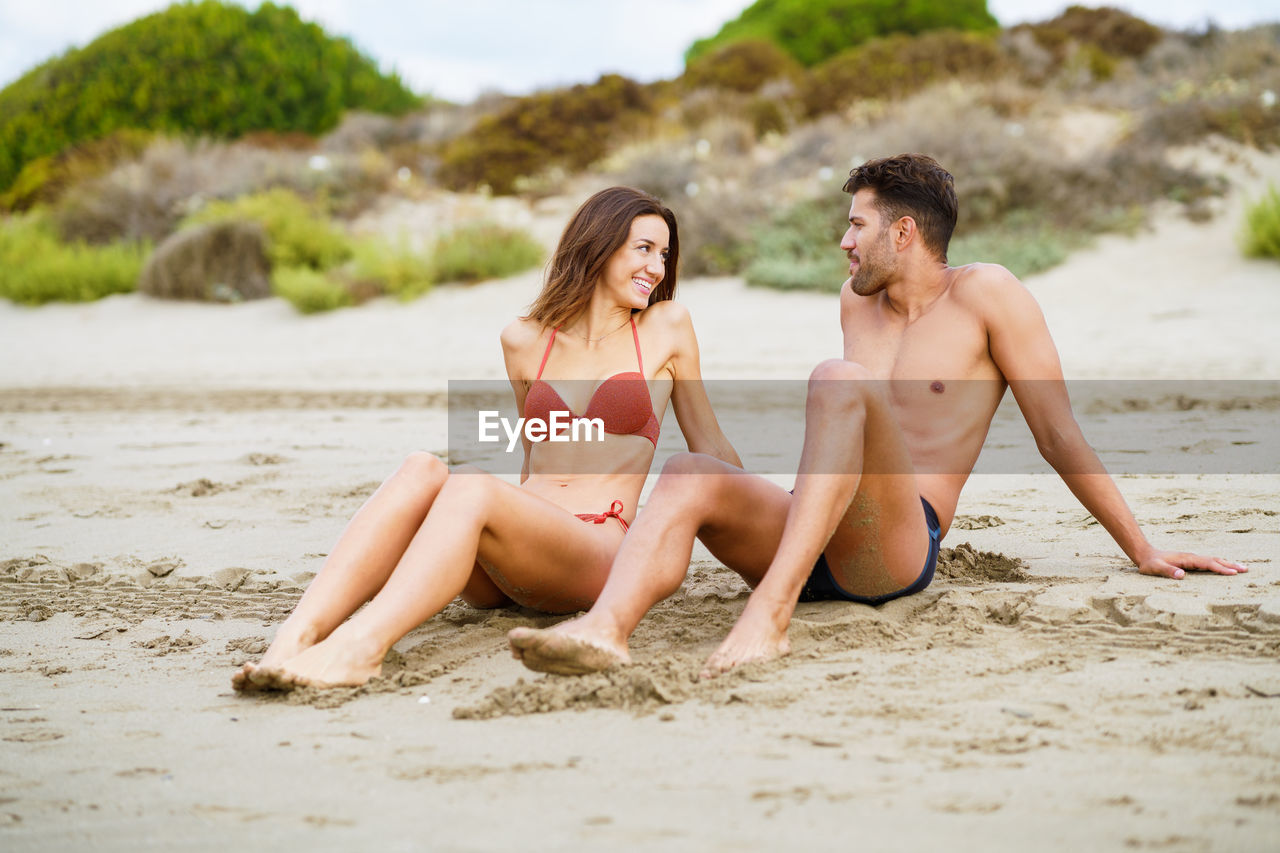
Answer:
[1, 143, 1278, 851]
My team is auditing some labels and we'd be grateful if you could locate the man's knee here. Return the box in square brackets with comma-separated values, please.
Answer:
[807, 359, 879, 412]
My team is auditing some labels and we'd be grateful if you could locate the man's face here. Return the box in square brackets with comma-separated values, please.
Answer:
[840, 189, 896, 297]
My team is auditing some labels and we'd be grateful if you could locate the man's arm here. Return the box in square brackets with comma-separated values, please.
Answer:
[978, 266, 1246, 579]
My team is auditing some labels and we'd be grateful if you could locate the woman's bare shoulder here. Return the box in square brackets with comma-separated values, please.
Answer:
[500, 317, 547, 355]
[636, 300, 693, 334]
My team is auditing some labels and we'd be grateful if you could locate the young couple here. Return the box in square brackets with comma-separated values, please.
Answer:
[233, 154, 1245, 693]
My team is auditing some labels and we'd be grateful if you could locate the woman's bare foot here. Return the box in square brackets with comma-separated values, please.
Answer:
[231, 624, 322, 692]
[508, 619, 630, 675]
[699, 607, 790, 679]
[245, 627, 387, 691]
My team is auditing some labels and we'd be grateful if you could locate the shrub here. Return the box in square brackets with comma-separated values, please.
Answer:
[437, 75, 654, 195]
[682, 39, 802, 93]
[1028, 6, 1163, 60]
[1136, 91, 1280, 150]
[801, 29, 1006, 117]
[430, 223, 543, 283]
[0, 215, 147, 304]
[665, 175, 771, 277]
[272, 267, 354, 314]
[1241, 184, 1280, 259]
[743, 199, 849, 292]
[686, 0, 998, 68]
[183, 188, 352, 270]
[0, 0, 420, 193]
[349, 237, 434, 300]
[0, 129, 154, 212]
[53, 136, 322, 245]
[748, 97, 790, 137]
[948, 216, 1078, 278]
[138, 221, 271, 302]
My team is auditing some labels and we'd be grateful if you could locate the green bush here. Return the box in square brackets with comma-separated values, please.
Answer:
[0, 129, 154, 212]
[802, 29, 1006, 117]
[271, 266, 353, 314]
[681, 39, 802, 93]
[686, 0, 998, 68]
[0, 0, 420, 194]
[349, 237, 434, 300]
[437, 75, 653, 195]
[184, 188, 351, 270]
[1241, 184, 1280, 259]
[430, 223, 543, 283]
[743, 199, 849, 292]
[949, 219, 1076, 279]
[0, 215, 148, 304]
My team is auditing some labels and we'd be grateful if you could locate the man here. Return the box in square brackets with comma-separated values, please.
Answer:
[508, 153, 1247, 678]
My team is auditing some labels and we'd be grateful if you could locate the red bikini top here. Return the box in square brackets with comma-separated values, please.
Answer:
[523, 317, 660, 445]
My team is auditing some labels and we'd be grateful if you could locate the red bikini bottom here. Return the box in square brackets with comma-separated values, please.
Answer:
[574, 499, 629, 532]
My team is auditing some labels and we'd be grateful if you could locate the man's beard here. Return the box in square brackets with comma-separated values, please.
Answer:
[849, 235, 894, 296]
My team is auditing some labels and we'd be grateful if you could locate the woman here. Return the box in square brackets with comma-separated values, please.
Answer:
[233, 187, 740, 691]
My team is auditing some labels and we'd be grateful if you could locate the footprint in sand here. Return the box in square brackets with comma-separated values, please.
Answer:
[171, 478, 231, 497]
[132, 629, 206, 656]
[240, 453, 290, 466]
[952, 514, 1006, 530]
[936, 543, 1029, 582]
[3, 730, 64, 743]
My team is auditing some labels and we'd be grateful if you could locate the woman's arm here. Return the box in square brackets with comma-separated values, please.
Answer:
[500, 320, 536, 484]
[657, 302, 742, 468]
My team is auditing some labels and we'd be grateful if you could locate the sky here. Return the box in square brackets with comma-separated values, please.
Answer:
[1, 0, 1276, 102]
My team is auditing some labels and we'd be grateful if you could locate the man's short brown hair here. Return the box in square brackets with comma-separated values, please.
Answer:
[844, 154, 958, 262]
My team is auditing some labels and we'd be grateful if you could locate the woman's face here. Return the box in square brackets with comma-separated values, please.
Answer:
[598, 214, 669, 310]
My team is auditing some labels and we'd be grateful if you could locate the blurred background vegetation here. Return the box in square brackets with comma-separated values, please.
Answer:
[0, 0, 1276, 312]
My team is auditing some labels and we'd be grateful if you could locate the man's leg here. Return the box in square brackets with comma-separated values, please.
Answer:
[702, 359, 928, 674]
[508, 452, 793, 674]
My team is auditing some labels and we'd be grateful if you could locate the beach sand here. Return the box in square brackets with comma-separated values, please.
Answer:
[1, 144, 1278, 851]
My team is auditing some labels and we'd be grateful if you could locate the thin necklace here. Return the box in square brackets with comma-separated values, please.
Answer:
[561, 317, 630, 343]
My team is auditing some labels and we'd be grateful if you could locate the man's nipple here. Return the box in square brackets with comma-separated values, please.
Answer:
[930, 381, 945, 394]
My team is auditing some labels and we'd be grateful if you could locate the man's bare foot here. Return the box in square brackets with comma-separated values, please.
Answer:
[245, 630, 386, 691]
[230, 625, 321, 693]
[508, 624, 630, 675]
[700, 609, 790, 679]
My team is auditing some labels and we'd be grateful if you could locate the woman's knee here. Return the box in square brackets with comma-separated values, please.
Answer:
[653, 453, 734, 503]
[396, 451, 449, 487]
[660, 451, 731, 478]
[436, 464, 497, 506]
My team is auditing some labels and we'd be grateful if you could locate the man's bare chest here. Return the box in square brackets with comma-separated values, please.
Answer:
[843, 313, 991, 381]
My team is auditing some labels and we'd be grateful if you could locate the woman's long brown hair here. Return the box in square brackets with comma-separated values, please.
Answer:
[525, 186, 679, 330]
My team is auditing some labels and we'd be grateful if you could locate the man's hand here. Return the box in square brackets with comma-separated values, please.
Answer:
[1137, 550, 1248, 579]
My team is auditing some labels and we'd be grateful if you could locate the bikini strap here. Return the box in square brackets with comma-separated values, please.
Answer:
[630, 317, 644, 377]
[535, 327, 559, 380]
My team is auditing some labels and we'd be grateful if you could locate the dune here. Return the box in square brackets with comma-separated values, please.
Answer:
[0, 142, 1277, 851]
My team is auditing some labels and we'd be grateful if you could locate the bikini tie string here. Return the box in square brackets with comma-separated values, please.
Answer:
[575, 500, 628, 532]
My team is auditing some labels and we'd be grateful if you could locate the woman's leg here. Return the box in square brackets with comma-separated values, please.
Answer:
[251, 469, 625, 689]
[508, 452, 792, 674]
[232, 452, 450, 690]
